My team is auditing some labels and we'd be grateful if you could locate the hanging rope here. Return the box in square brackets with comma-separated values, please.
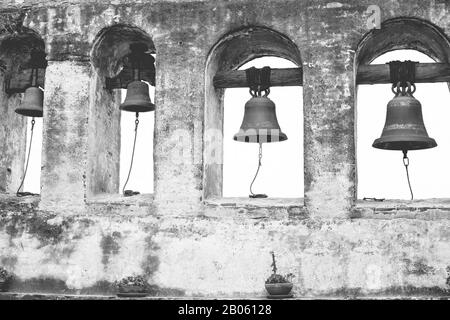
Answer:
[16, 118, 37, 197]
[249, 143, 268, 198]
[402, 150, 414, 200]
[122, 112, 140, 196]
[363, 197, 385, 202]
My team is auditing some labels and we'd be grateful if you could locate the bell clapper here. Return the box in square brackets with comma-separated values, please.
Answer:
[122, 112, 140, 197]
[402, 149, 414, 201]
[16, 117, 36, 197]
[249, 142, 268, 198]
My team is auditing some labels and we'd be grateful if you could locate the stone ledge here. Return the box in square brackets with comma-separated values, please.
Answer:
[86, 193, 154, 206]
[352, 199, 450, 220]
[0, 292, 449, 300]
[0, 193, 40, 204]
[204, 197, 304, 208]
[203, 197, 307, 220]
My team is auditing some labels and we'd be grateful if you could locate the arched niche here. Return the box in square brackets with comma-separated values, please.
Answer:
[0, 28, 45, 76]
[0, 27, 45, 194]
[204, 26, 302, 199]
[87, 24, 155, 197]
[91, 23, 155, 78]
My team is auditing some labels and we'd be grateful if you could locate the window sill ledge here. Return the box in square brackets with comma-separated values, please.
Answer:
[205, 197, 304, 208]
[353, 198, 450, 219]
[86, 193, 154, 206]
[0, 192, 40, 205]
[203, 197, 307, 219]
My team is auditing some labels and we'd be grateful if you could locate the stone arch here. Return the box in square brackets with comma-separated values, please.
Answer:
[203, 26, 303, 198]
[0, 27, 45, 76]
[356, 17, 450, 66]
[355, 17, 450, 91]
[91, 23, 155, 78]
[87, 24, 156, 197]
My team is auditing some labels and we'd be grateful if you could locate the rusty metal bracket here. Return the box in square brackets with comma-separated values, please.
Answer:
[246, 66, 271, 97]
[388, 60, 418, 89]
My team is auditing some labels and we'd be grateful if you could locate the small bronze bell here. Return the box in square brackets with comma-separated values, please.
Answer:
[233, 95, 287, 143]
[15, 86, 44, 118]
[120, 81, 155, 113]
[373, 83, 436, 151]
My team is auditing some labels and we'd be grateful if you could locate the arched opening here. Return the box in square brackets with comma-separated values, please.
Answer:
[89, 24, 156, 198]
[223, 56, 303, 198]
[0, 28, 46, 195]
[204, 26, 303, 201]
[355, 18, 450, 201]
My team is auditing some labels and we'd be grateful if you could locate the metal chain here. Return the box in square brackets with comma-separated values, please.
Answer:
[392, 81, 416, 96]
[249, 87, 270, 97]
[249, 143, 268, 198]
[16, 118, 35, 197]
[122, 112, 140, 196]
[402, 150, 414, 200]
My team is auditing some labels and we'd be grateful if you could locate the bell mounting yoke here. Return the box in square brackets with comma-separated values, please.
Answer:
[246, 66, 271, 97]
[387, 60, 418, 95]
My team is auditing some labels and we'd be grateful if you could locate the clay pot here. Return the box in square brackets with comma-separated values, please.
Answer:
[265, 282, 293, 296]
[119, 284, 146, 293]
[116, 284, 148, 297]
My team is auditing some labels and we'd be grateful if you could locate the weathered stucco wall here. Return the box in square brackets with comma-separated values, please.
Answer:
[0, 0, 449, 298]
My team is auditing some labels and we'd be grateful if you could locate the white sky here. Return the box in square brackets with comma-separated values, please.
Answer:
[23, 116, 42, 193]
[22, 51, 450, 200]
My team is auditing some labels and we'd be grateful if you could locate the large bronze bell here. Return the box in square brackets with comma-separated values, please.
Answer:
[373, 84, 436, 151]
[15, 86, 44, 118]
[120, 80, 155, 112]
[234, 95, 287, 143]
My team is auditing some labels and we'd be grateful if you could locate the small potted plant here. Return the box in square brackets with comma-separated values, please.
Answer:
[0, 267, 13, 292]
[114, 275, 149, 297]
[265, 251, 295, 298]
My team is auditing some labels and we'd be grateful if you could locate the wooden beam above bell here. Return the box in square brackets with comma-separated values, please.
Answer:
[5, 68, 45, 94]
[357, 63, 450, 85]
[213, 68, 303, 88]
[213, 63, 450, 88]
[105, 67, 155, 90]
